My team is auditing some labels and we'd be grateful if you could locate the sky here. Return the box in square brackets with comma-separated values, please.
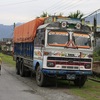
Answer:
[0, 0, 100, 25]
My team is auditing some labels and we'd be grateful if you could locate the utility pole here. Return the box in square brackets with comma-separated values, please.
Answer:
[93, 17, 97, 36]
[93, 10, 97, 38]
[13, 23, 16, 30]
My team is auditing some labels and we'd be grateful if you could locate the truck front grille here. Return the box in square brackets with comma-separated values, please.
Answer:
[47, 57, 91, 62]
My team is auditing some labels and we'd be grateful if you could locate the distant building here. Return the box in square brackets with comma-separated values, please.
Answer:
[0, 38, 13, 55]
[82, 9, 100, 50]
[83, 9, 100, 33]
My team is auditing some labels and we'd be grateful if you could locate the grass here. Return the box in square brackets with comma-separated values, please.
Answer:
[58, 79, 100, 100]
[0, 53, 15, 66]
[0, 53, 100, 100]
[69, 80, 100, 100]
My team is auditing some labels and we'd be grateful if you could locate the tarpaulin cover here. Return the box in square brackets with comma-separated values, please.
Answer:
[13, 18, 45, 43]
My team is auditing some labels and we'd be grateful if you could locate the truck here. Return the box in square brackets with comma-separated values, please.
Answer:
[13, 16, 94, 87]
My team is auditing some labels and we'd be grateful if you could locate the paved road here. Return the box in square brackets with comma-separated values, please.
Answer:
[0, 64, 45, 100]
[0, 63, 83, 100]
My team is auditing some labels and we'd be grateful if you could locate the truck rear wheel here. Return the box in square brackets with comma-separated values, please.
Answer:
[20, 62, 26, 77]
[36, 66, 46, 87]
[74, 76, 87, 88]
[16, 60, 20, 75]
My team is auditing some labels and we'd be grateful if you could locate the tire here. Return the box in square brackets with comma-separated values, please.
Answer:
[36, 66, 46, 87]
[20, 61, 26, 77]
[16, 60, 20, 75]
[74, 76, 87, 88]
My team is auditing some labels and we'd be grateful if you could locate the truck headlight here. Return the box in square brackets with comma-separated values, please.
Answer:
[84, 64, 91, 69]
[47, 62, 55, 67]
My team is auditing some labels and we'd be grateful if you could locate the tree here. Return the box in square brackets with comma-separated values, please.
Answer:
[40, 12, 48, 17]
[36, 12, 50, 18]
[68, 10, 84, 19]
[56, 13, 63, 16]
[37, 12, 63, 18]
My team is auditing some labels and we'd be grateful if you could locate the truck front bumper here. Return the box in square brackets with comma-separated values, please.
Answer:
[42, 69, 92, 76]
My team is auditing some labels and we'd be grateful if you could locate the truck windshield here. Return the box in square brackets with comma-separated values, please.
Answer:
[73, 33, 91, 48]
[48, 31, 69, 46]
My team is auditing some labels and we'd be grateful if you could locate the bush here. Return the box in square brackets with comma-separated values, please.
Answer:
[93, 52, 98, 57]
[97, 49, 100, 56]
[93, 49, 100, 61]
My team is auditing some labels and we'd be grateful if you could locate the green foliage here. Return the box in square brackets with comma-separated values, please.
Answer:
[94, 49, 100, 56]
[93, 51, 98, 57]
[0, 53, 15, 66]
[68, 10, 84, 19]
[93, 49, 100, 61]
[97, 49, 100, 56]
[36, 12, 51, 18]
[56, 13, 63, 16]
[38, 12, 63, 18]
[40, 12, 48, 17]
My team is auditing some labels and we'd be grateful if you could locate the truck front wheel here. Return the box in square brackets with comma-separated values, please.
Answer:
[74, 76, 87, 88]
[36, 66, 46, 87]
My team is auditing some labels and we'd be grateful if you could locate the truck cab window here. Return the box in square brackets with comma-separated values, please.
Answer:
[34, 29, 45, 46]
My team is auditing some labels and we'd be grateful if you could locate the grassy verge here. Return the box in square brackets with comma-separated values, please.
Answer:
[69, 80, 100, 100]
[0, 53, 15, 66]
[58, 79, 100, 100]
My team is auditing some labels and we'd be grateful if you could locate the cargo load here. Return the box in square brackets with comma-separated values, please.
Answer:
[13, 18, 45, 43]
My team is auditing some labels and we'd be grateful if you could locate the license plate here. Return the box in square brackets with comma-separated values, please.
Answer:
[66, 74, 76, 80]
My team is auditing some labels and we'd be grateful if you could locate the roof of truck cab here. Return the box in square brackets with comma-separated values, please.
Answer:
[37, 23, 49, 29]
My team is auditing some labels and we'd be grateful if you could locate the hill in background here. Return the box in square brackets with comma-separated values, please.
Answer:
[0, 24, 13, 39]
[0, 23, 21, 40]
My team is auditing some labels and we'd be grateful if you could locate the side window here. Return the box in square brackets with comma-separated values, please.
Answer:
[40, 29, 45, 45]
[34, 32, 38, 45]
[34, 29, 45, 46]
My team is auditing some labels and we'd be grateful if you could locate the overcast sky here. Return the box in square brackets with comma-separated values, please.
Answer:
[0, 0, 100, 25]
